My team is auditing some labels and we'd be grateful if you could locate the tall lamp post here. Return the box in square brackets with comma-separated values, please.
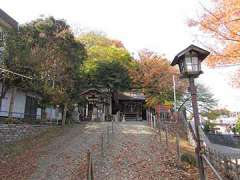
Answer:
[171, 45, 210, 180]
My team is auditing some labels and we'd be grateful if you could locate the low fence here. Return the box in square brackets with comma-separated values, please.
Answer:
[205, 148, 240, 179]
[199, 127, 240, 180]
[84, 120, 116, 180]
[153, 118, 228, 179]
[0, 111, 64, 125]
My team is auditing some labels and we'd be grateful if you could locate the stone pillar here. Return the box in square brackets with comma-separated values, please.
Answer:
[122, 114, 125, 122]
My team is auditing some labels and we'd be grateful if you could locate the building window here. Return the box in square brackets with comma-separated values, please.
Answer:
[24, 96, 38, 119]
[0, 31, 6, 44]
[160, 112, 169, 121]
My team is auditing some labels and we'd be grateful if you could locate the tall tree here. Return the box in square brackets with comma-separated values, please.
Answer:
[130, 49, 186, 107]
[77, 32, 132, 91]
[188, 0, 240, 85]
[178, 83, 218, 116]
[2, 17, 86, 124]
[201, 108, 231, 120]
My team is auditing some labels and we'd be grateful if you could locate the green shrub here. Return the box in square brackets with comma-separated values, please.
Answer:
[203, 120, 215, 132]
[4, 118, 21, 124]
[233, 118, 240, 134]
[181, 153, 196, 166]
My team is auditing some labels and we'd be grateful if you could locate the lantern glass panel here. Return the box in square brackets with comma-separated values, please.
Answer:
[183, 52, 200, 73]
[192, 56, 199, 71]
[179, 61, 184, 73]
[185, 56, 192, 72]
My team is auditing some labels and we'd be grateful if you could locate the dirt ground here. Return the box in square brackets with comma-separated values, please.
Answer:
[0, 121, 214, 180]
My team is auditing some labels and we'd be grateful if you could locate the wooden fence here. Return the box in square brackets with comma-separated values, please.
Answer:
[156, 118, 240, 180]
[199, 127, 240, 180]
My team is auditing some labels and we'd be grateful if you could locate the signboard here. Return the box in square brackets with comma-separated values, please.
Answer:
[87, 94, 99, 102]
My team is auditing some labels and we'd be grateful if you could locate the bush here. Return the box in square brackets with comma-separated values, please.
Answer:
[233, 118, 240, 134]
[4, 118, 21, 124]
[181, 153, 196, 166]
[203, 120, 215, 132]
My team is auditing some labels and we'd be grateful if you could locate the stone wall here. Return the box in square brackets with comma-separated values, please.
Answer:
[0, 124, 49, 144]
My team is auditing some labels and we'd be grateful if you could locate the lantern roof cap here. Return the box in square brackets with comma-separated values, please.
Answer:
[171, 44, 210, 66]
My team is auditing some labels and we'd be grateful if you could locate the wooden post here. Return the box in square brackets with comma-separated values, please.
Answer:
[189, 77, 205, 180]
[101, 133, 104, 158]
[224, 157, 229, 178]
[62, 104, 67, 126]
[87, 150, 94, 180]
[236, 159, 239, 180]
[8, 87, 16, 118]
[176, 132, 180, 163]
[112, 120, 114, 134]
[203, 159, 208, 180]
[159, 129, 162, 142]
[107, 126, 110, 144]
[165, 124, 168, 148]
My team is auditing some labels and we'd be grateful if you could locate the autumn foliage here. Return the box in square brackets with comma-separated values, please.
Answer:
[188, 0, 240, 67]
[130, 49, 186, 107]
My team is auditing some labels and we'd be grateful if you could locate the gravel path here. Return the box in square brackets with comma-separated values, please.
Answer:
[30, 121, 193, 180]
[30, 122, 107, 180]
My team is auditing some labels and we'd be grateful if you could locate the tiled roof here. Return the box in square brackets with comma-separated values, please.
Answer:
[118, 92, 145, 101]
[80, 88, 110, 97]
[0, 9, 18, 29]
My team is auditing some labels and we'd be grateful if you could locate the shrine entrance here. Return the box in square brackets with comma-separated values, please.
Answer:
[118, 92, 146, 121]
[79, 88, 111, 121]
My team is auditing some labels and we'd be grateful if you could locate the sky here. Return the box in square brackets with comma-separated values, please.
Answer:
[1, 0, 240, 111]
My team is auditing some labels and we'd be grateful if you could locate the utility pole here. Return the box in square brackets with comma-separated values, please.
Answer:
[173, 75, 177, 112]
[173, 75, 180, 163]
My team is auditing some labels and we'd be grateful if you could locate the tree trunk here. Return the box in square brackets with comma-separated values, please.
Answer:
[62, 104, 67, 126]
[8, 87, 16, 118]
[41, 105, 46, 121]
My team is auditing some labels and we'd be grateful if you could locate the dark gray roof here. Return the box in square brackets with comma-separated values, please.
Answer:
[80, 88, 110, 97]
[0, 9, 18, 29]
[118, 92, 145, 101]
[171, 44, 210, 66]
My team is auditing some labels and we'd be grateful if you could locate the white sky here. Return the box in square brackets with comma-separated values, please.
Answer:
[2, 0, 240, 111]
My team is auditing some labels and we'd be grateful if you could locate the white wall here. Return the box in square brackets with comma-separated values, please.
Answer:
[0, 86, 26, 118]
[12, 91, 26, 118]
[45, 107, 62, 120]
[0, 83, 61, 120]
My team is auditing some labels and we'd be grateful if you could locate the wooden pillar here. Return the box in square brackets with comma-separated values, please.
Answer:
[86, 103, 88, 117]
[8, 87, 16, 118]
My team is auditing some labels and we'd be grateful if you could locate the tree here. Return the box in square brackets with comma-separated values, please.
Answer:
[232, 117, 240, 134]
[188, 0, 240, 85]
[203, 120, 215, 132]
[77, 32, 132, 91]
[2, 17, 86, 125]
[202, 108, 231, 120]
[78, 31, 125, 49]
[178, 83, 218, 116]
[129, 49, 186, 107]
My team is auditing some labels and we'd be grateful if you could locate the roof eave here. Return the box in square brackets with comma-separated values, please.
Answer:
[0, 9, 18, 29]
[171, 44, 210, 66]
